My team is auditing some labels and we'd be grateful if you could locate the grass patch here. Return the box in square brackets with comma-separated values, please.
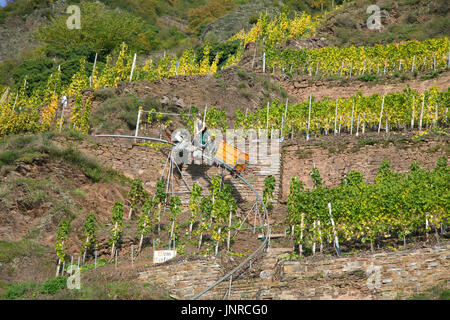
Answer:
[279, 86, 288, 98]
[1, 281, 39, 300]
[426, 145, 441, 153]
[295, 148, 313, 160]
[93, 88, 116, 101]
[358, 138, 381, 147]
[0, 240, 47, 264]
[72, 189, 86, 197]
[237, 70, 248, 79]
[91, 94, 161, 131]
[420, 70, 443, 80]
[237, 82, 247, 89]
[240, 90, 253, 100]
[357, 74, 379, 82]
[408, 285, 450, 300]
[0, 133, 121, 183]
[1, 276, 67, 300]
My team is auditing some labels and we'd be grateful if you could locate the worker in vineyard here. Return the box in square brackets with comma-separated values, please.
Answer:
[194, 115, 207, 148]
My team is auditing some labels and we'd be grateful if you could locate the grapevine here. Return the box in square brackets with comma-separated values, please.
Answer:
[82, 212, 97, 261]
[109, 201, 124, 258]
[286, 157, 450, 257]
[55, 219, 71, 264]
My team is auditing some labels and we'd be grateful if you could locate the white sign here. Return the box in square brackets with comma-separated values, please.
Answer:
[153, 250, 177, 264]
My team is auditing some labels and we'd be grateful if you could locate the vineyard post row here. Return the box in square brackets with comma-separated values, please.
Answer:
[287, 158, 449, 258]
[251, 37, 450, 79]
[234, 87, 448, 141]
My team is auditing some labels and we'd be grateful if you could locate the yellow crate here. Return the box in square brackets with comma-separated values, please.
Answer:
[215, 141, 249, 172]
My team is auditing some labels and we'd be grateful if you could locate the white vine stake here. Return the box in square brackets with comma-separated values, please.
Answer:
[448, 38, 450, 68]
[263, 52, 266, 74]
[135, 109, 141, 138]
[131, 244, 134, 266]
[312, 220, 316, 255]
[91, 53, 97, 87]
[378, 95, 385, 133]
[411, 96, 415, 129]
[307, 94, 312, 140]
[328, 203, 340, 256]
[356, 114, 360, 137]
[281, 98, 288, 138]
[362, 113, 366, 134]
[299, 213, 304, 257]
[419, 94, 425, 130]
[318, 220, 323, 253]
[129, 53, 137, 82]
[334, 99, 338, 135]
[227, 211, 232, 251]
[350, 99, 355, 135]
[56, 258, 61, 277]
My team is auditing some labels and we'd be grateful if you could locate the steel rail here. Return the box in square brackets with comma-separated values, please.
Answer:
[93, 134, 271, 300]
[94, 134, 175, 145]
[191, 170, 271, 300]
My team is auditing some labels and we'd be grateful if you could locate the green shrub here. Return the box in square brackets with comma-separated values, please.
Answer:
[237, 70, 248, 79]
[93, 88, 117, 101]
[36, 1, 160, 56]
[279, 86, 288, 98]
[439, 290, 450, 300]
[3, 282, 38, 300]
[39, 277, 67, 295]
[0, 150, 18, 167]
[11, 58, 54, 94]
[357, 74, 378, 82]
[237, 82, 247, 89]
[85, 167, 102, 183]
[248, 14, 259, 25]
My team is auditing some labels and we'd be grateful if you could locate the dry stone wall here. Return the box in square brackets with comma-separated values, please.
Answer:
[137, 243, 450, 300]
[273, 243, 450, 300]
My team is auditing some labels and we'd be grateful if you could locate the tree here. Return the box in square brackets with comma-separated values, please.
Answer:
[36, 1, 160, 57]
